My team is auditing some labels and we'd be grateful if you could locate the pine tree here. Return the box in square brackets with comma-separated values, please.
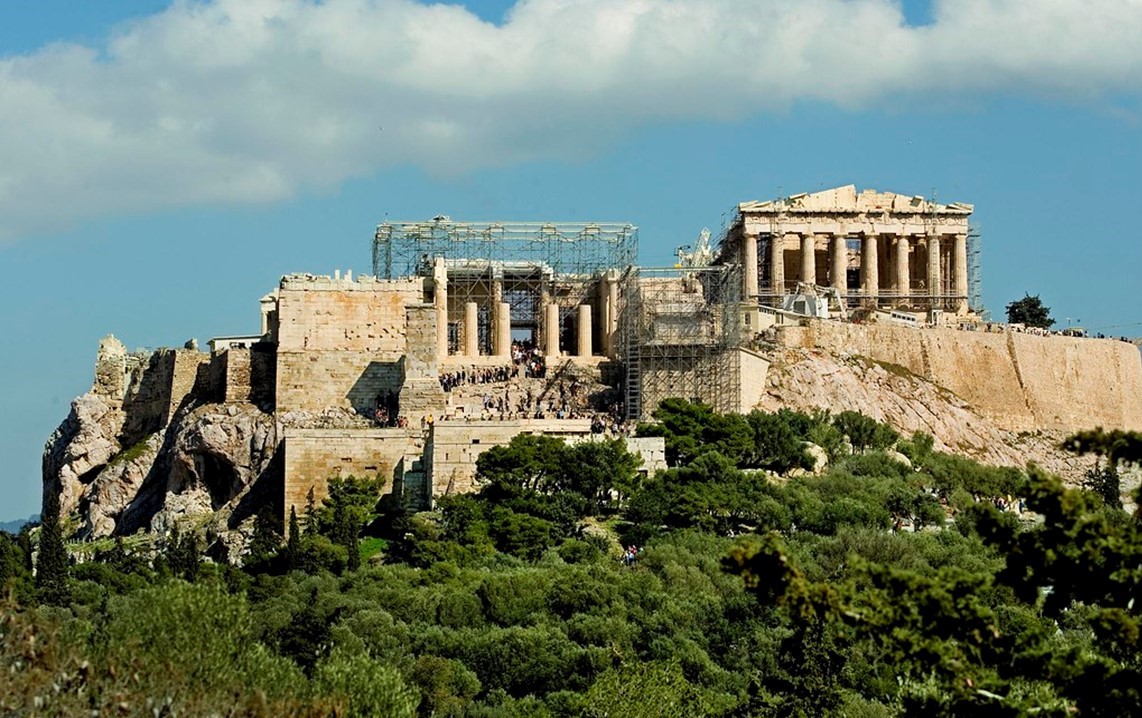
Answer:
[35, 492, 70, 606]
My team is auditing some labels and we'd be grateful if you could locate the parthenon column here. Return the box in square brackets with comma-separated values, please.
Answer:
[927, 235, 941, 304]
[830, 235, 847, 298]
[953, 233, 968, 313]
[577, 304, 592, 357]
[894, 236, 910, 304]
[544, 303, 560, 357]
[463, 302, 479, 357]
[772, 234, 790, 296]
[607, 271, 619, 356]
[862, 234, 879, 305]
[800, 234, 816, 286]
[742, 233, 759, 300]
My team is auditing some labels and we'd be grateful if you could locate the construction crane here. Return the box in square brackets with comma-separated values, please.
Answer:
[675, 228, 714, 268]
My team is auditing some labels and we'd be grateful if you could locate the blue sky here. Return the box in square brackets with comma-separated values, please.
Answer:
[1, 0, 1140, 520]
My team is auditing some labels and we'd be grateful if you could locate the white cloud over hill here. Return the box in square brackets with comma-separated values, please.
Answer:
[1, 0, 1140, 240]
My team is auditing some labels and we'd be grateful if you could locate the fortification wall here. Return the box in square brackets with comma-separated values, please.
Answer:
[282, 427, 422, 518]
[275, 277, 423, 412]
[220, 346, 277, 405]
[1009, 332, 1142, 432]
[777, 321, 1142, 433]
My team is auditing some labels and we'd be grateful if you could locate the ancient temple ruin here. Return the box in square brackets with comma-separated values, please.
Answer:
[718, 185, 980, 313]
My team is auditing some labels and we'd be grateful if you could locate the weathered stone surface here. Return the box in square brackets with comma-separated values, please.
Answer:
[757, 347, 1087, 482]
[803, 442, 828, 475]
[151, 403, 277, 534]
[79, 431, 164, 538]
[43, 393, 124, 519]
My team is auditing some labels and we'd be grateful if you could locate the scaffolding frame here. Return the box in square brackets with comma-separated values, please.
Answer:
[374, 219, 638, 354]
[967, 224, 984, 317]
[620, 264, 742, 421]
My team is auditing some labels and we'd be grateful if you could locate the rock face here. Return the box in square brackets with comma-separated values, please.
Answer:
[757, 347, 1092, 482]
[43, 337, 279, 555]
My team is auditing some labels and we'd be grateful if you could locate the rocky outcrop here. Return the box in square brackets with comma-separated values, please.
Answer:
[42, 393, 125, 521]
[757, 347, 1092, 482]
[44, 335, 280, 554]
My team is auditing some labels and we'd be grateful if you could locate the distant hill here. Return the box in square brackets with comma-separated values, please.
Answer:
[0, 514, 38, 533]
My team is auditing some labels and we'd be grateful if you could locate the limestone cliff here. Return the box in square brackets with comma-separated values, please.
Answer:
[42, 336, 279, 557]
[756, 346, 1100, 483]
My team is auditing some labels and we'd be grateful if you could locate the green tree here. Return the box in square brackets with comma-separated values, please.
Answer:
[315, 476, 384, 572]
[746, 410, 813, 473]
[1005, 293, 1055, 328]
[35, 493, 70, 606]
[834, 411, 880, 453]
[0, 531, 33, 602]
[636, 398, 753, 467]
[166, 525, 201, 582]
[247, 505, 282, 567]
[284, 506, 302, 571]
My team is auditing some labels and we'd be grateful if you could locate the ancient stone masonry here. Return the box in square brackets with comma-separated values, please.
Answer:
[719, 185, 978, 314]
[44, 189, 1142, 549]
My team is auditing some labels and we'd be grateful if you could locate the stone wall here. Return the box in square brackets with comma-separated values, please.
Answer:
[427, 419, 666, 498]
[281, 427, 423, 520]
[171, 350, 211, 418]
[777, 321, 1142, 433]
[219, 346, 277, 405]
[738, 348, 770, 414]
[428, 419, 594, 496]
[275, 276, 424, 412]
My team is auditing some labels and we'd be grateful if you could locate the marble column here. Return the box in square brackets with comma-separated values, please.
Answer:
[894, 236, 910, 303]
[607, 272, 619, 357]
[927, 235, 941, 304]
[433, 258, 449, 359]
[772, 234, 789, 297]
[743, 233, 759, 300]
[830, 234, 847, 298]
[862, 234, 879, 305]
[494, 302, 511, 357]
[953, 233, 968, 313]
[544, 303, 560, 357]
[463, 301, 479, 357]
[577, 304, 592, 357]
[800, 234, 816, 286]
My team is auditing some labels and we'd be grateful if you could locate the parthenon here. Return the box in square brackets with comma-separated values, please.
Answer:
[718, 185, 977, 313]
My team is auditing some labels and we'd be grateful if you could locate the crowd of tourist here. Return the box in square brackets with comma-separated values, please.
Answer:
[438, 341, 549, 394]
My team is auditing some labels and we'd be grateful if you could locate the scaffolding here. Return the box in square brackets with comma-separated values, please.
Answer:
[967, 224, 984, 317]
[374, 219, 638, 355]
[620, 264, 742, 421]
[373, 219, 637, 280]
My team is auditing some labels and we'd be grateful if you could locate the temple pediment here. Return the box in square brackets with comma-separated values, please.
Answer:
[739, 185, 973, 216]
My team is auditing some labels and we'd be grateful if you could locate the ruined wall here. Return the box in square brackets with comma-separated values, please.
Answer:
[275, 276, 424, 413]
[282, 427, 422, 518]
[777, 321, 1142, 433]
[171, 350, 211, 418]
[219, 346, 277, 405]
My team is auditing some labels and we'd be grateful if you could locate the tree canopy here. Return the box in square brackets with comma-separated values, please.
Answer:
[1005, 293, 1055, 328]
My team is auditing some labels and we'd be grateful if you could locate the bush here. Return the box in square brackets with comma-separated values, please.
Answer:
[312, 647, 419, 718]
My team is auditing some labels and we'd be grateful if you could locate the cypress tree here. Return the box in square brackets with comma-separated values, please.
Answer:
[35, 492, 70, 606]
[285, 506, 302, 572]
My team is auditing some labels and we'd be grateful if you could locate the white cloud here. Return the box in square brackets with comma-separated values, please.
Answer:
[1, 0, 1140, 241]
